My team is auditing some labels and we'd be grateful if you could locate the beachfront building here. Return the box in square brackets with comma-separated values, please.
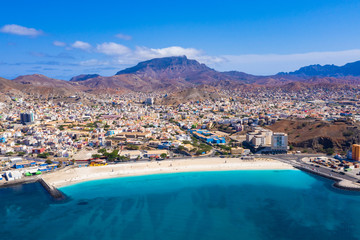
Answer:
[271, 133, 288, 152]
[246, 128, 273, 148]
[143, 150, 169, 158]
[352, 144, 360, 161]
[119, 150, 143, 160]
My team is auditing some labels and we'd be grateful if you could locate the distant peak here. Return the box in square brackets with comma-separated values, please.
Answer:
[115, 56, 208, 75]
[70, 74, 100, 82]
[278, 60, 360, 77]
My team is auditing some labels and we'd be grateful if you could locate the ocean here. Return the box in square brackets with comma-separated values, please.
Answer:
[1, 170, 360, 240]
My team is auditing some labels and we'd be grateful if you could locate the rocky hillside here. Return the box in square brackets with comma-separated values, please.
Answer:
[12, 74, 89, 96]
[279, 60, 360, 77]
[266, 119, 360, 154]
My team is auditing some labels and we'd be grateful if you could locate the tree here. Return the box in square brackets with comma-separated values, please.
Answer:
[106, 150, 119, 162]
[92, 154, 102, 159]
[57, 161, 63, 168]
[126, 144, 139, 150]
[17, 151, 26, 156]
[119, 155, 130, 162]
[326, 148, 335, 156]
[160, 153, 167, 159]
[177, 145, 185, 151]
[98, 148, 107, 154]
[45, 159, 53, 164]
[38, 152, 50, 159]
[5, 152, 14, 156]
[196, 150, 204, 155]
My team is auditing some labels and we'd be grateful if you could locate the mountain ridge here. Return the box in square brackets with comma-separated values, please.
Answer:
[279, 60, 360, 77]
[2, 56, 360, 98]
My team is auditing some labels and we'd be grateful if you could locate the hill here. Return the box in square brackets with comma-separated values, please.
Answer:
[70, 74, 100, 82]
[0, 77, 23, 93]
[13, 74, 89, 96]
[266, 119, 360, 154]
[279, 60, 360, 77]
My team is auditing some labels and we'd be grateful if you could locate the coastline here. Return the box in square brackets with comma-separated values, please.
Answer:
[41, 157, 295, 188]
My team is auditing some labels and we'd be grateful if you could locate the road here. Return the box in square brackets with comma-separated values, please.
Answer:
[262, 154, 359, 183]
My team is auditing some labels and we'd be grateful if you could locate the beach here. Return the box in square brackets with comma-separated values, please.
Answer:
[42, 157, 294, 188]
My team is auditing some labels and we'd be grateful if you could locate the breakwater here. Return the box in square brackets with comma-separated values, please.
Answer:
[333, 180, 360, 192]
[294, 166, 340, 181]
[0, 177, 66, 200]
[38, 178, 66, 200]
[294, 165, 360, 192]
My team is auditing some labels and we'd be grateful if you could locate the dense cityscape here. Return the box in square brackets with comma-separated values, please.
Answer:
[1, 87, 360, 183]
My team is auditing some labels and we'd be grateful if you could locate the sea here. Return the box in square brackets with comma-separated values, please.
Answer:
[1, 170, 360, 240]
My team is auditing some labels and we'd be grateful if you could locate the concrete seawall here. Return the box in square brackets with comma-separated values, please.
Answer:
[333, 180, 360, 192]
[294, 166, 341, 181]
[0, 177, 39, 188]
[38, 178, 66, 200]
[295, 166, 360, 192]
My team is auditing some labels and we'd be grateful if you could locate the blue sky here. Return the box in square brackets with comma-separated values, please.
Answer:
[1, 0, 360, 79]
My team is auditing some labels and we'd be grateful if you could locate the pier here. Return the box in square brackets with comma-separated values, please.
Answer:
[38, 178, 66, 200]
[0, 176, 66, 200]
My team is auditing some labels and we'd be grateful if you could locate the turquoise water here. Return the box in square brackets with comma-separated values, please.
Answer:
[1, 170, 360, 240]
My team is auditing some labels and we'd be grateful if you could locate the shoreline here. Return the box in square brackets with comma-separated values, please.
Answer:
[41, 157, 295, 188]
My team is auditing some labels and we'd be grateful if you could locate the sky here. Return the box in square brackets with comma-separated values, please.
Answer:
[1, 0, 360, 80]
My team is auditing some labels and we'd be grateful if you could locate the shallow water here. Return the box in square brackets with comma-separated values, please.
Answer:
[1, 170, 360, 240]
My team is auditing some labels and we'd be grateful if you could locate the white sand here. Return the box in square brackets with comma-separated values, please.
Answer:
[42, 157, 295, 188]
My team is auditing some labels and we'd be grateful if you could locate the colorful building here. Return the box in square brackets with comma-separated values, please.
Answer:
[352, 144, 360, 161]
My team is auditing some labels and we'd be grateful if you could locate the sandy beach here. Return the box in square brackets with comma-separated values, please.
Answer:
[42, 157, 295, 188]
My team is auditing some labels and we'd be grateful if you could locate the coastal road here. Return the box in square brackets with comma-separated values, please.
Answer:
[261, 154, 359, 183]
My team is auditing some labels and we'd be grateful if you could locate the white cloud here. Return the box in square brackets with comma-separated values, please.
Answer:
[115, 33, 132, 40]
[72, 41, 91, 50]
[96, 42, 131, 55]
[0, 24, 43, 37]
[79, 59, 109, 66]
[134, 46, 202, 60]
[53, 41, 66, 47]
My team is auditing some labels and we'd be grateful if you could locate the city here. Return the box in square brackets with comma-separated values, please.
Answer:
[1, 89, 360, 190]
[2, 1, 360, 239]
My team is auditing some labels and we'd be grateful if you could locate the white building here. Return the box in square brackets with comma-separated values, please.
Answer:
[271, 133, 288, 152]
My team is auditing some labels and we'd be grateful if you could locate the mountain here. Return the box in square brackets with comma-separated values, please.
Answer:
[116, 56, 209, 76]
[70, 74, 100, 82]
[0, 77, 23, 93]
[73, 56, 246, 93]
[221, 71, 259, 84]
[115, 56, 245, 87]
[279, 60, 360, 77]
[2, 56, 360, 98]
[12, 74, 89, 96]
